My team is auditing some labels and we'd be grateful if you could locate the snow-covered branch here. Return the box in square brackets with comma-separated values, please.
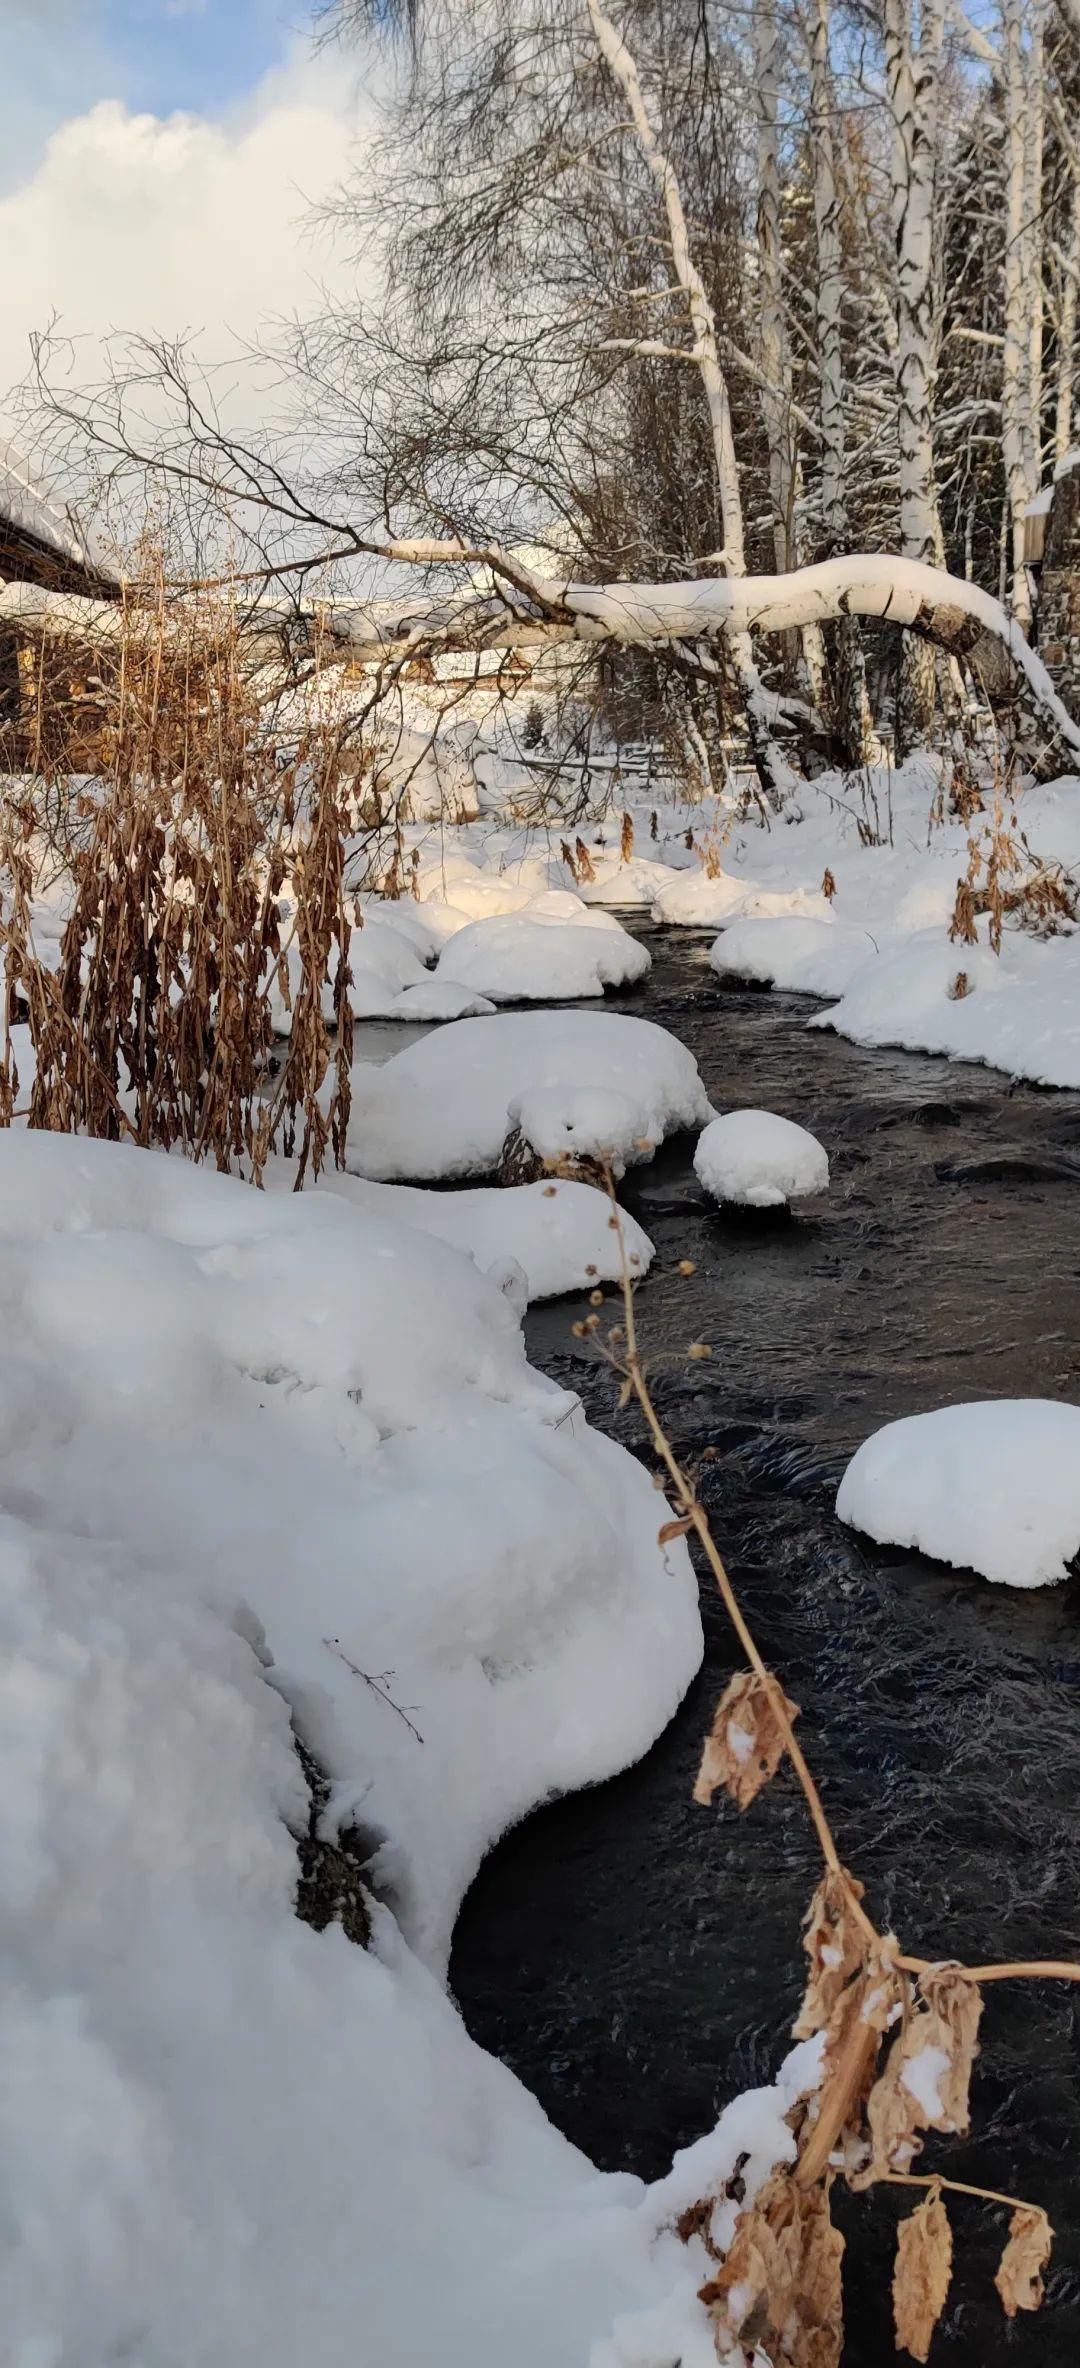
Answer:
[6, 551, 1075, 772]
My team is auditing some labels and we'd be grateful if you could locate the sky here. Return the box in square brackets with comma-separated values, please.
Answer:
[0, 0, 381, 454]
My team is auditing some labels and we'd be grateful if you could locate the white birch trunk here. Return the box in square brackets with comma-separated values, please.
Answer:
[755, 2, 796, 574]
[885, 0, 946, 745]
[1055, 169, 1080, 461]
[586, 0, 796, 802]
[809, 0, 874, 761]
[1002, 0, 1040, 627]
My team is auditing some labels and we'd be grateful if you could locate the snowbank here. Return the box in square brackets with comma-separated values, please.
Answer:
[437, 908, 650, 1001]
[710, 914, 878, 998]
[307, 1169, 655, 1301]
[0, 1129, 723, 2368]
[0, 1132, 700, 1964]
[346, 1009, 713, 1182]
[694, 1109, 829, 1208]
[837, 1398, 1080, 1586]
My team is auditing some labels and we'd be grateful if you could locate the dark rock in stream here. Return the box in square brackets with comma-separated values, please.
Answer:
[449, 924, 1080, 2368]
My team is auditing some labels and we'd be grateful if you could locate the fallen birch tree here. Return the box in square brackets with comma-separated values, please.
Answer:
[4, 548, 1079, 779]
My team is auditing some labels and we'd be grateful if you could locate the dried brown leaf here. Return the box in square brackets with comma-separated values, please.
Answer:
[893, 2188, 952, 2362]
[794, 1869, 867, 2038]
[693, 1670, 800, 1810]
[797, 1954, 904, 2190]
[657, 1514, 693, 1545]
[861, 1973, 982, 2180]
[699, 2170, 844, 2368]
[994, 2205, 1052, 2319]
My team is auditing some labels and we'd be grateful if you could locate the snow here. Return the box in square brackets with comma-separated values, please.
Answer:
[390, 976, 496, 1020]
[345, 1009, 713, 1182]
[710, 913, 879, 997]
[510, 1082, 657, 1170]
[299, 1167, 655, 1301]
[653, 868, 830, 929]
[0, 1127, 719, 2368]
[837, 1398, 1080, 1587]
[694, 1109, 829, 1208]
[437, 908, 651, 1001]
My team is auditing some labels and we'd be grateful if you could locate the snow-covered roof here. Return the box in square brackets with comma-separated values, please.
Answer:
[0, 441, 104, 576]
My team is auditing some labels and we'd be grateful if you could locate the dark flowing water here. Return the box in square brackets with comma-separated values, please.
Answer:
[449, 927, 1080, 2367]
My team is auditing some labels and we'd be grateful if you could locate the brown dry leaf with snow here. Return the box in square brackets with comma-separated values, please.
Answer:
[797, 1953, 905, 2189]
[698, 2169, 844, 2368]
[893, 2187, 952, 2362]
[794, 1868, 867, 2038]
[917, 1972, 983, 2133]
[692, 1669, 800, 1810]
[860, 1973, 983, 2180]
[994, 2204, 1053, 2318]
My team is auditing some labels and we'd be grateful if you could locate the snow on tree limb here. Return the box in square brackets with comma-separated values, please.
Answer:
[5, 549, 1078, 772]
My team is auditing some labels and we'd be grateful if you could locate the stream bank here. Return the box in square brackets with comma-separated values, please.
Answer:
[450, 926, 1080, 2366]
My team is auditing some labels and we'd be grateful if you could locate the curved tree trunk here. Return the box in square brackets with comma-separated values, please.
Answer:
[6, 553, 1078, 779]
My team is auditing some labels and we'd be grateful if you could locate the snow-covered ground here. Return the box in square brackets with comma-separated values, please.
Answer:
[0, 1127, 787, 2368]
[354, 756, 1080, 1091]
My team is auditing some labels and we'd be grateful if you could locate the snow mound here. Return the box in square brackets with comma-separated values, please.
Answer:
[391, 977, 497, 1020]
[653, 871, 831, 929]
[710, 915, 876, 999]
[837, 1399, 1080, 1587]
[346, 1010, 713, 1182]
[438, 910, 650, 1002]
[0, 1131, 700, 1966]
[574, 856, 676, 908]
[694, 1109, 829, 1208]
[510, 1083, 653, 1172]
[354, 893, 447, 962]
[310, 1170, 654, 1300]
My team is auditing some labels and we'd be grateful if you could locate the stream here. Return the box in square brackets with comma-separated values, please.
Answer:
[449, 924, 1080, 2367]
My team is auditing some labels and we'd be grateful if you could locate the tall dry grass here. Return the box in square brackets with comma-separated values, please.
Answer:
[0, 569, 358, 1181]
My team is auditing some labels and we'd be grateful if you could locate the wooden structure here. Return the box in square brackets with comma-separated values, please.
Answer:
[0, 447, 117, 767]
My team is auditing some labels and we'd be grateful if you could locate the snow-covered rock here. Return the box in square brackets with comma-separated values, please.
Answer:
[837, 1398, 1080, 1587]
[709, 914, 877, 999]
[437, 910, 650, 1002]
[346, 1009, 713, 1182]
[509, 1082, 654, 1175]
[390, 977, 497, 1021]
[694, 1109, 829, 1208]
[309, 1170, 654, 1300]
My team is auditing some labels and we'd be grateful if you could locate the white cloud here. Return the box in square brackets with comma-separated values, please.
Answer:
[0, 48, 373, 435]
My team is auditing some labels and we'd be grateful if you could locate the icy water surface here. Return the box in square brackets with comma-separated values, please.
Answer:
[450, 926, 1080, 2368]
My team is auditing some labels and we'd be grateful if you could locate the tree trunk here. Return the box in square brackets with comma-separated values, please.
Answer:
[810, 0, 874, 766]
[587, 0, 796, 807]
[885, 0, 945, 751]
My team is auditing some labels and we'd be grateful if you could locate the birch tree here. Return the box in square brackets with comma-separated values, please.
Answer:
[806, 0, 874, 760]
[586, 0, 796, 802]
[885, 0, 948, 746]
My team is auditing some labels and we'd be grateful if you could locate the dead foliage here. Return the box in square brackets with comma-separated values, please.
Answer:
[893, 2186, 953, 2362]
[620, 809, 634, 862]
[699, 2168, 844, 2368]
[0, 572, 355, 1180]
[994, 2205, 1053, 2318]
[693, 1668, 800, 1810]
